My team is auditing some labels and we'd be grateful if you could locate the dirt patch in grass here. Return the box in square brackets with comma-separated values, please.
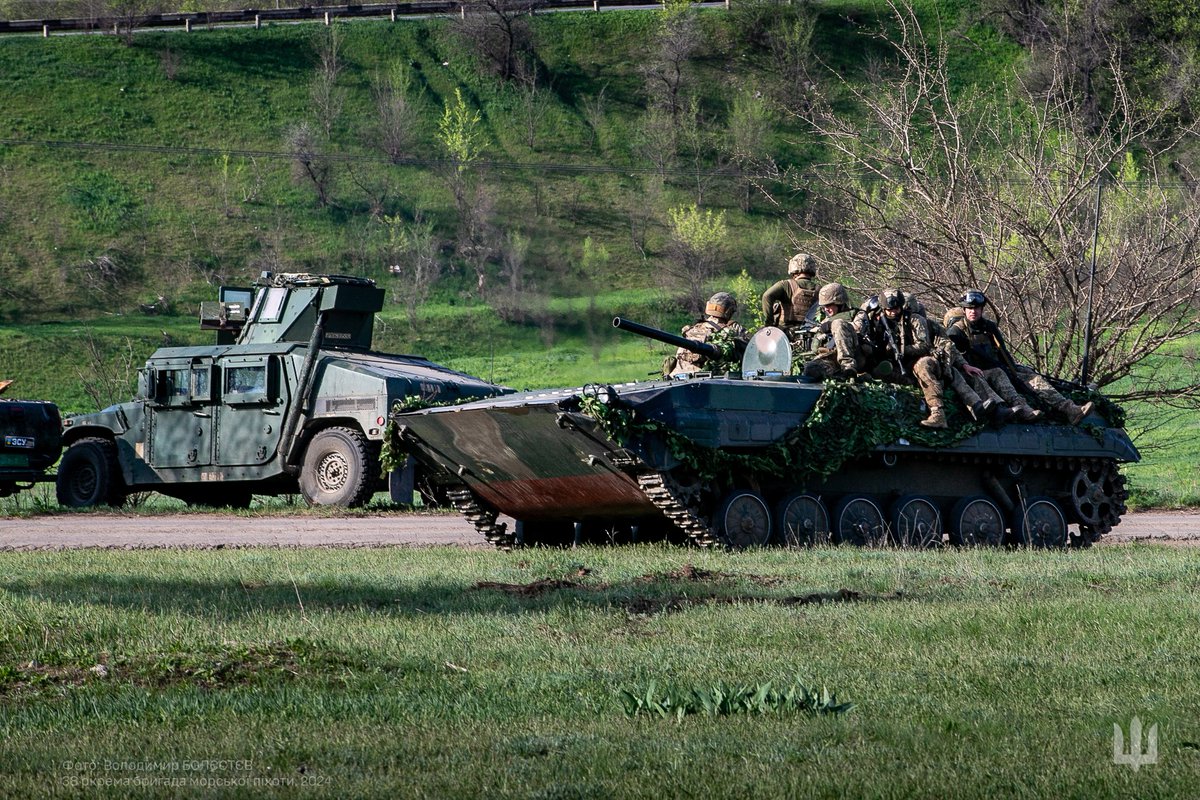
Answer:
[0, 640, 365, 699]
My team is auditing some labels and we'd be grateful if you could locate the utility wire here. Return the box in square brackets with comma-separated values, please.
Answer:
[3, 137, 1194, 188]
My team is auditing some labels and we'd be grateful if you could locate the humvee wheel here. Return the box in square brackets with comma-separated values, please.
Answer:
[775, 493, 830, 547]
[299, 427, 373, 507]
[833, 495, 887, 547]
[950, 496, 1005, 547]
[56, 438, 126, 508]
[716, 490, 772, 548]
[891, 495, 942, 548]
[1015, 496, 1068, 548]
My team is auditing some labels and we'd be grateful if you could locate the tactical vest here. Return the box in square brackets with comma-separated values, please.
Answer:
[951, 318, 1004, 369]
[788, 278, 820, 323]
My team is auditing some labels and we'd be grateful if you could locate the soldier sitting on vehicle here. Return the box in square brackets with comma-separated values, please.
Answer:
[799, 282, 864, 381]
[945, 290, 1094, 425]
[858, 288, 949, 429]
[760, 253, 821, 344]
[665, 292, 748, 377]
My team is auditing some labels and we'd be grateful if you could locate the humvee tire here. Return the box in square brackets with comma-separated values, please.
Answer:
[56, 437, 126, 508]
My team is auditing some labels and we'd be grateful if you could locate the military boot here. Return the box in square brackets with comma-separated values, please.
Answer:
[1066, 400, 1095, 425]
[992, 405, 1015, 425]
[1015, 404, 1044, 422]
[920, 404, 948, 429]
[968, 401, 986, 422]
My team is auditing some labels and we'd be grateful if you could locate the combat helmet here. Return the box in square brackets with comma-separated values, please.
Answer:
[787, 252, 817, 277]
[817, 282, 849, 309]
[705, 292, 738, 320]
[961, 289, 987, 308]
[881, 288, 906, 311]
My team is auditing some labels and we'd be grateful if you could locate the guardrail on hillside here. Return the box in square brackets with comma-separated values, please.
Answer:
[0, 0, 726, 36]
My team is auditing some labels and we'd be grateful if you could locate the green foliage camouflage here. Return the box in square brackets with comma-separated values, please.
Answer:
[577, 380, 986, 487]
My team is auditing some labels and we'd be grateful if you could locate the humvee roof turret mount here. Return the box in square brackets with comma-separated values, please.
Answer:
[57, 272, 509, 509]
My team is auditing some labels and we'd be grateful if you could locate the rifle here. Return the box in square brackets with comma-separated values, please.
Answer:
[879, 316, 906, 378]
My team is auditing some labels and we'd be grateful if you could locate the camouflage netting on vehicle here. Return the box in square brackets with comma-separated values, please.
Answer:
[703, 327, 745, 375]
[577, 381, 986, 487]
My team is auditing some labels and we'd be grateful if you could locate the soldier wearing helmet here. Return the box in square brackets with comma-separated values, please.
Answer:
[799, 282, 864, 380]
[666, 291, 748, 377]
[945, 290, 1095, 425]
[857, 287, 949, 428]
[760, 253, 820, 337]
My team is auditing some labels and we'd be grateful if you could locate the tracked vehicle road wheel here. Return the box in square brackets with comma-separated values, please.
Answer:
[299, 427, 374, 507]
[950, 496, 1005, 547]
[56, 438, 126, 508]
[891, 495, 942, 548]
[1015, 497, 1068, 548]
[775, 493, 830, 547]
[716, 491, 772, 548]
[834, 495, 887, 547]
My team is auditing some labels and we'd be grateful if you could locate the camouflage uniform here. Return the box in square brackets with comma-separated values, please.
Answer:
[669, 318, 748, 376]
[943, 313, 1056, 422]
[859, 289, 947, 428]
[761, 253, 821, 345]
[800, 282, 864, 379]
[668, 291, 748, 377]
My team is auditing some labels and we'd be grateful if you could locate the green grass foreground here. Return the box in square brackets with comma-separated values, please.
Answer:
[0, 544, 1197, 797]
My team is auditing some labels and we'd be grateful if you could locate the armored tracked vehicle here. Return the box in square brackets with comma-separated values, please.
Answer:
[0, 381, 62, 498]
[391, 320, 1138, 550]
[57, 273, 508, 509]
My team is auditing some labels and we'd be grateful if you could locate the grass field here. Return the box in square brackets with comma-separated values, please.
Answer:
[0, 544, 1197, 797]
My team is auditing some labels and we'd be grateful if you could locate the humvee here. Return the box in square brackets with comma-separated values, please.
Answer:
[57, 272, 507, 508]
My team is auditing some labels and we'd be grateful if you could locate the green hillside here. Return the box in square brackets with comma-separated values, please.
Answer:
[1, 1, 1198, 506]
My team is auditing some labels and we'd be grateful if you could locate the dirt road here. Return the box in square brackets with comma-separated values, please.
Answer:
[1, 509, 1197, 550]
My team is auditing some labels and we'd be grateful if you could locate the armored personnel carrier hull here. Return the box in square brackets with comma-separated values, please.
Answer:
[392, 374, 1138, 550]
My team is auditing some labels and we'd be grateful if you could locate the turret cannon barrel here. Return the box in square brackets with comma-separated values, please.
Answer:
[612, 316, 722, 361]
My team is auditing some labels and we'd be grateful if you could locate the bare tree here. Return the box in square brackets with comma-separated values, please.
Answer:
[772, 1, 1200, 405]
[284, 121, 334, 207]
[455, 0, 542, 83]
[384, 213, 443, 328]
[724, 88, 776, 211]
[78, 332, 140, 411]
[641, 3, 703, 120]
[105, 0, 164, 45]
[311, 26, 345, 139]
[580, 83, 608, 152]
[372, 61, 420, 163]
[514, 59, 551, 150]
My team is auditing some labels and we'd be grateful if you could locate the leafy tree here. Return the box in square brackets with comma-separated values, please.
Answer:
[667, 204, 728, 313]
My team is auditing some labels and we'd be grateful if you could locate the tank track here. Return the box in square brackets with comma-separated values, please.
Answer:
[446, 487, 516, 551]
[635, 471, 722, 549]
